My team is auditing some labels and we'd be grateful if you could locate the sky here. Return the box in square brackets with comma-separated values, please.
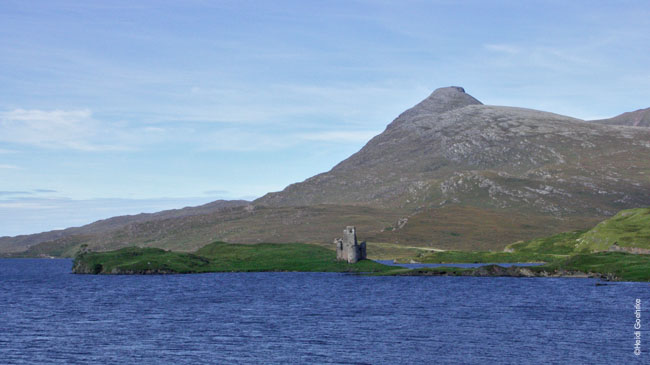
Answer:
[1, 0, 649, 236]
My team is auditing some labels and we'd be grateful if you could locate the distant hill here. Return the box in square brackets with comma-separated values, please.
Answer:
[0, 200, 249, 255]
[2, 87, 650, 256]
[591, 107, 650, 127]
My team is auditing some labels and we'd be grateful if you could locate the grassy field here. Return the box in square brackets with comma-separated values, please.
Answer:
[72, 242, 392, 274]
[397, 250, 563, 264]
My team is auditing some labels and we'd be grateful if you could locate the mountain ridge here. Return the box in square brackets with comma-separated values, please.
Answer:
[591, 107, 650, 127]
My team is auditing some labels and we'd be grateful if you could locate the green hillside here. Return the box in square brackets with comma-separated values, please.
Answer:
[506, 208, 650, 254]
[576, 208, 650, 251]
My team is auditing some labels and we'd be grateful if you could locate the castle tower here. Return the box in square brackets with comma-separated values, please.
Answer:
[335, 226, 367, 263]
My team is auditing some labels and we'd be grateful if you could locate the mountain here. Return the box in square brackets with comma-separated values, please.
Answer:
[591, 107, 650, 127]
[257, 87, 650, 215]
[2, 87, 650, 256]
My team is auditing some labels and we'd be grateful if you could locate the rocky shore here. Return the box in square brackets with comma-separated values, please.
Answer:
[392, 264, 619, 281]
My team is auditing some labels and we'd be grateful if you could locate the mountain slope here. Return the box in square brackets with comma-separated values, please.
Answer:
[0, 200, 248, 254]
[591, 107, 650, 127]
[257, 87, 650, 218]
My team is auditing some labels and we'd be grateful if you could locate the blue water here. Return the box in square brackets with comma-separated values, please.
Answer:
[374, 260, 544, 269]
[0, 259, 648, 364]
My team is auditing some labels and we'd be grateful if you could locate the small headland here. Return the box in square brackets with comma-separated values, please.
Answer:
[72, 242, 392, 274]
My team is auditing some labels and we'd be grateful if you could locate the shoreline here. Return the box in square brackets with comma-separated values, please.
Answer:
[381, 264, 618, 281]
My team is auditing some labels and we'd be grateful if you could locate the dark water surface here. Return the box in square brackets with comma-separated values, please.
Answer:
[1, 259, 648, 364]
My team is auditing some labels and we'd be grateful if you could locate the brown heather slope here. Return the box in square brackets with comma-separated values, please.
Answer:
[0, 200, 249, 254]
[2, 87, 650, 257]
[14, 205, 406, 257]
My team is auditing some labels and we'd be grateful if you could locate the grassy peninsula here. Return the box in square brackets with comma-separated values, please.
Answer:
[72, 242, 391, 274]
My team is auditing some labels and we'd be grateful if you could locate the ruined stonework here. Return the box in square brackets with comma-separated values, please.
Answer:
[334, 226, 367, 263]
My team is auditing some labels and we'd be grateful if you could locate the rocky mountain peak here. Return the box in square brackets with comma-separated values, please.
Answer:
[389, 86, 483, 128]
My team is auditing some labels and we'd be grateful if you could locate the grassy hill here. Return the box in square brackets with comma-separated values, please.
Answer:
[506, 208, 650, 254]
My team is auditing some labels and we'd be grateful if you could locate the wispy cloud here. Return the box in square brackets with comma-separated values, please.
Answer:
[0, 191, 31, 196]
[0, 201, 58, 209]
[0, 109, 138, 151]
[33, 189, 57, 193]
[0, 164, 20, 169]
[0, 189, 57, 197]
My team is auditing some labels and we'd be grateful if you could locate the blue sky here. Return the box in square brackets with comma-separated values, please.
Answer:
[1, 0, 649, 236]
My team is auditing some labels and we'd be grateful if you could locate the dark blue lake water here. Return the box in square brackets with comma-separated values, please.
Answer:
[0, 259, 648, 364]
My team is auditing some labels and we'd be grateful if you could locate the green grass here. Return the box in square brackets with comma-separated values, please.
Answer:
[577, 208, 650, 251]
[505, 230, 587, 255]
[73, 242, 392, 274]
[401, 250, 561, 264]
[363, 242, 431, 260]
[507, 208, 650, 254]
[542, 252, 650, 282]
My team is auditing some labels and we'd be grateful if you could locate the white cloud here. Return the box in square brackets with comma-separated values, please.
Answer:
[0, 164, 20, 169]
[0, 109, 135, 151]
[0, 201, 58, 209]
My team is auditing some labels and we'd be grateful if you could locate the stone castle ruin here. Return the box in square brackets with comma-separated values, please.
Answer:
[334, 226, 367, 263]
